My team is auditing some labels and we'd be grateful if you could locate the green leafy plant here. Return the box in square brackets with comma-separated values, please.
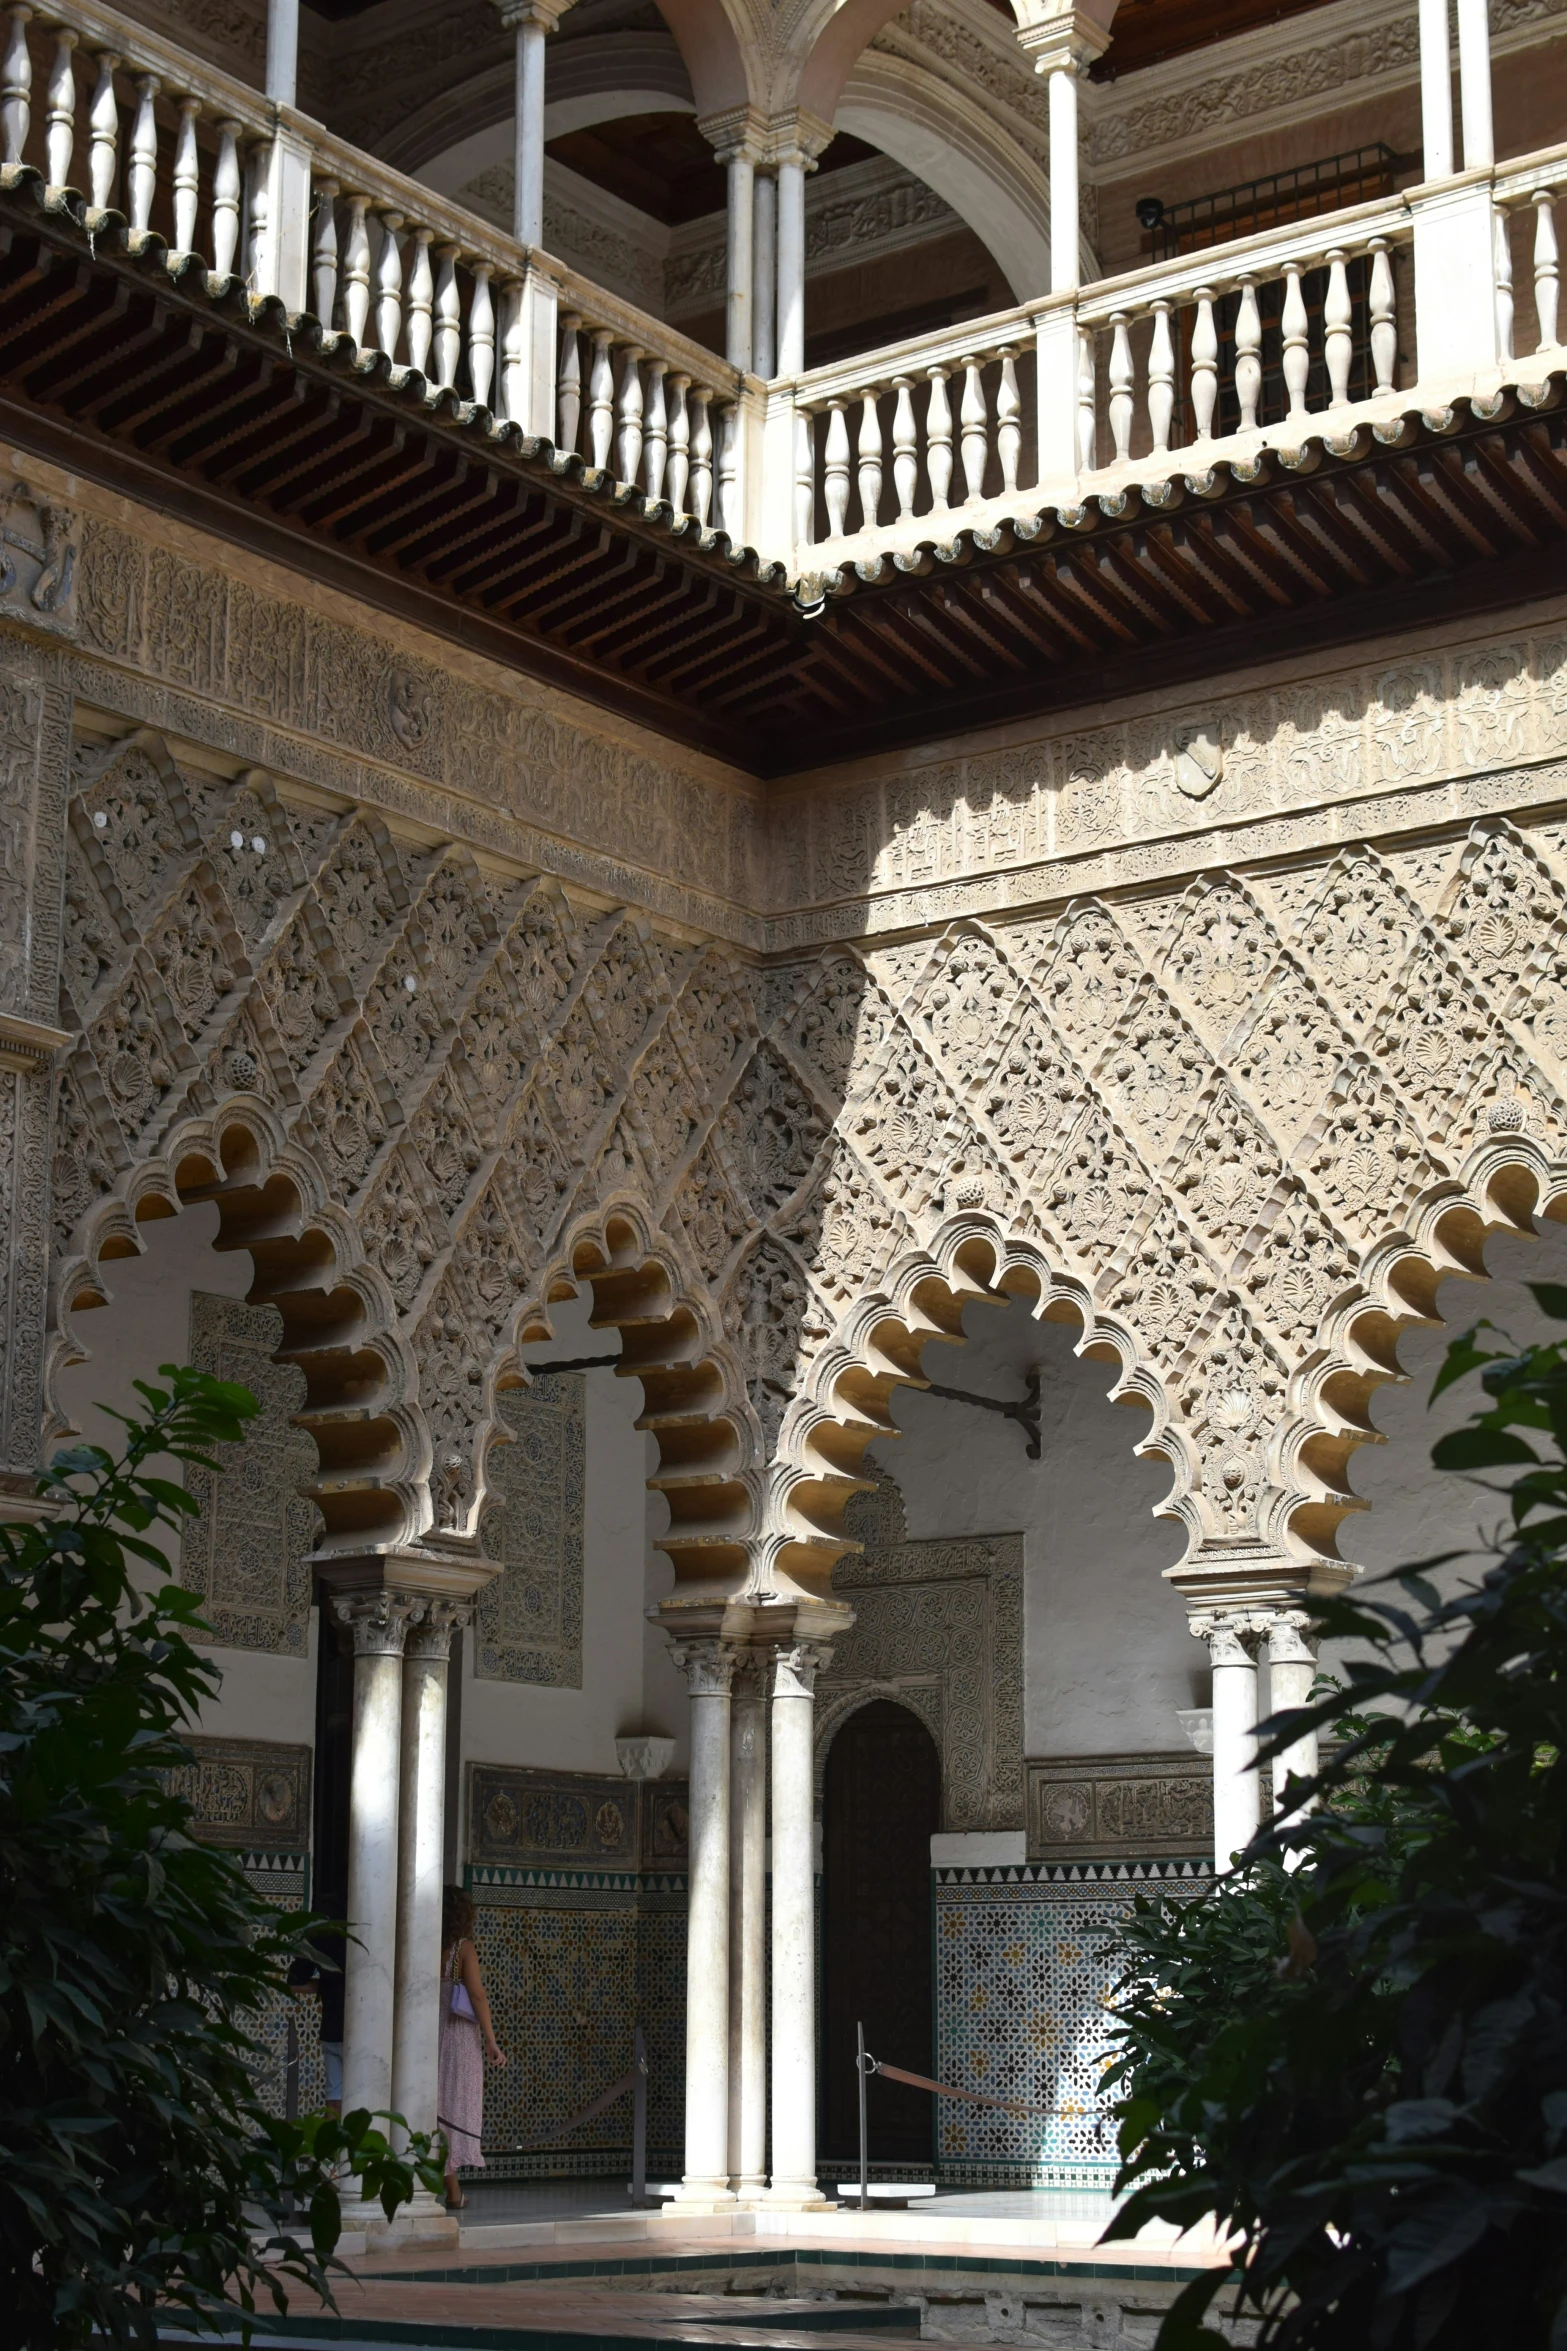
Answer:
[1101, 1287, 1567, 2350]
[0, 1364, 441, 2347]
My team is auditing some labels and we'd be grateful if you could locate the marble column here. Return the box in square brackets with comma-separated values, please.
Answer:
[725, 147, 756, 373]
[1455, 0, 1494, 171]
[727, 1653, 768, 2200]
[1198, 1614, 1261, 1868]
[1046, 57, 1081, 294]
[332, 1589, 419, 2119]
[1266, 1610, 1319, 1817]
[390, 1598, 468, 2155]
[752, 171, 778, 382]
[767, 1638, 832, 2209]
[775, 148, 807, 377]
[499, 0, 560, 247]
[265, 0, 298, 106]
[671, 1636, 738, 2207]
[1417, 0, 1455, 180]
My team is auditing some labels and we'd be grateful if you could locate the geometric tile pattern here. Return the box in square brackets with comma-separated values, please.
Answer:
[468, 1869, 686, 2179]
[932, 1864, 1207, 2188]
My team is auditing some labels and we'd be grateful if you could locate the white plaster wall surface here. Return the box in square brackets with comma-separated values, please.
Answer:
[865, 1294, 1195, 1760]
[52, 1204, 319, 1746]
[457, 1290, 688, 1785]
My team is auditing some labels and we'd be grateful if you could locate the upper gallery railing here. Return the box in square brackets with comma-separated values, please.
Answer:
[0, 0, 1562, 587]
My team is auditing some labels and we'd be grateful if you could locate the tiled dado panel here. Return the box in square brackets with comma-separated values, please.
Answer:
[932, 1860, 1209, 2190]
[465, 1763, 689, 2178]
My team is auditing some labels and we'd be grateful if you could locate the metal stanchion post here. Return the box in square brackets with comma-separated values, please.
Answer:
[633, 2023, 648, 2205]
[856, 2019, 868, 2211]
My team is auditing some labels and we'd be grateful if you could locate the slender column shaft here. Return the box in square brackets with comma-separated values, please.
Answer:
[514, 13, 549, 244]
[768, 1640, 830, 2207]
[776, 154, 806, 377]
[334, 1592, 416, 2117]
[1456, 0, 1494, 171]
[1418, 0, 1455, 179]
[391, 1604, 465, 2148]
[1266, 1612, 1319, 1814]
[266, 0, 298, 108]
[724, 150, 755, 373]
[1202, 1616, 1261, 1868]
[1048, 64, 1080, 293]
[728, 1658, 768, 2198]
[673, 1639, 738, 2205]
[752, 171, 778, 382]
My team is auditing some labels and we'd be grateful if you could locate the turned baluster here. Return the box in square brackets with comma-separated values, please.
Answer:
[794, 407, 815, 545]
[87, 49, 117, 213]
[615, 346, 644, 485]
[1190, 287, 1217, 441]
[857, 389, 883, 527]
[587, 329, 614, 470]
[555, 312, 582, 450]
[689, 387, 713, 525]
[44, 27, 75, 190]
[171, 97, 199, 257]
[959, 356, 987, 500]
[1076, 325, 1096, 470]
[468, 262, 494, 408]
[405, 227, 434, 378]
[337, 191, 370, 344]
[1535, 192, 1560, 352]
[1147, 298, 1174, 452]
[432, 244, 460, 389]
[997, 347, 1021, 493]
[245, 136, 270, 288]
[824, 399, 851, 535]
[1108, 312, 1134, 460]
[1495, 204, 1515, 362]
[926, 368, 952, 507]
[643, 360, 667, 501]
[307, 179, 339, 327]
[211, 122, 243, 280]
[1, 7, 32, 173]
[1234, 273, 1262, 430]
[1280, 262, 1309, 422]
[1368, 236, 1397, 387]
[666, 373, 690, 515]
[891, 377, 918, 517]
[127, 73, 157, 237]
[499, 276, 525, 421]
[373, 210, 404, 360]
[718, 400, 740, 538]
[1324, 248, 1353, 406]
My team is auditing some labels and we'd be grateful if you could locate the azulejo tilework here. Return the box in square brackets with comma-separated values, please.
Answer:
[932, 1862, 1208, 2188]
[468, 1867, 687, 2179]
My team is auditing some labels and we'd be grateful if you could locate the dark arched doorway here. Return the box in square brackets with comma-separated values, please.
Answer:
[820, 1699, 942, 2172]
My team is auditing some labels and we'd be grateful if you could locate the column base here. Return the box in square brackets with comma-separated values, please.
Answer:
[764, 2179, 838, 2210]
[668, 2176, 738, 2213]
[334, 2184, 459, 2251]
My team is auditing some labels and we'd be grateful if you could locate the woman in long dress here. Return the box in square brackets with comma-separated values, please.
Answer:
[438, 1884, 506, 2209]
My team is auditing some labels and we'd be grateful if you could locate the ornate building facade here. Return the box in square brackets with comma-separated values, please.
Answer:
[2, 0, 1566, 2235]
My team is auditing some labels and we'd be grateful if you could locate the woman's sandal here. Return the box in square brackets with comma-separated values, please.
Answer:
[445, 2185, 467, 2211]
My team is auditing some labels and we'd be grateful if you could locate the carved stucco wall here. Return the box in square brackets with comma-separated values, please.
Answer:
[183, 1292, 319, 1658]
[12, 477, 1567, 1619]
[814, 1480, 1023, 1832]
[476, 1374, 588, 1686]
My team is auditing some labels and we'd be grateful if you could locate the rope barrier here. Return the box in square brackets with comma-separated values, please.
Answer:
[860, 2053, 1061, 2120]
[440, 2048, 647, 2159]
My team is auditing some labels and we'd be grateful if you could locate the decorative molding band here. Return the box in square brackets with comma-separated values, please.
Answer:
[1027, 1749, 1213, 1863]
[163, 1736, 313, 1850]
[936, 1855, 1212, 1884]
[467, 1761, 690, 1870]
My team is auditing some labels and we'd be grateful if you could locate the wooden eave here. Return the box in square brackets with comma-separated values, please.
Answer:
[1, 167, 1566, 778]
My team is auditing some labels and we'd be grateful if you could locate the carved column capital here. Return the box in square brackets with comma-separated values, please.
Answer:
[405, 1595, 472, 1659]
[1261, 1607, 1318, 1665]
[1191, 1611, 1259, 1668]
[331, 1588, 421, 1656]
[670, 1635, 743, 1696]
[772, 1638, 834, 1699]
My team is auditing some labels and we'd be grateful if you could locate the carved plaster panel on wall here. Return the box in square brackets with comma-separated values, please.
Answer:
[815, 1480, 1023, 1832]
[181, 1294, 319, 1657]
[163, 1735, 313, 1851]
[467, 1761, 688, 1870]
[475, 1374, 587, 1686]
[1027, 1751, 1212, 1862]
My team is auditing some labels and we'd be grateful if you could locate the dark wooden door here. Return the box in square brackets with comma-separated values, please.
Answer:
[820, 1699, 942, 2169]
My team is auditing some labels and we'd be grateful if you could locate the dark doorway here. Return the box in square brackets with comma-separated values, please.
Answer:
[820, 1699, 942, 2170]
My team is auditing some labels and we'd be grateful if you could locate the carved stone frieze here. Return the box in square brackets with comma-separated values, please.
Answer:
[164, 1735, 313, 1851]
[1026, 1751, 1212, 1862]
